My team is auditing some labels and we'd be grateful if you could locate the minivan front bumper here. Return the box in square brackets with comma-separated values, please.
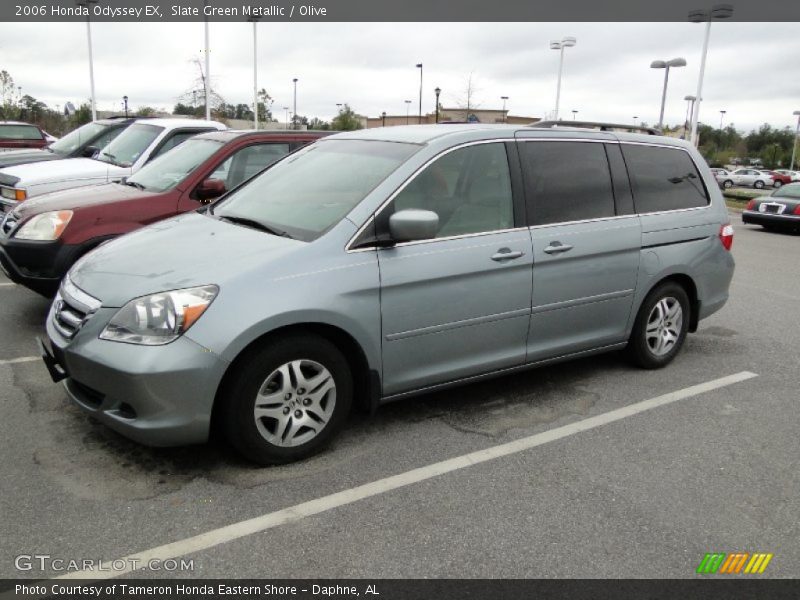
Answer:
[44, 300, 230, 447]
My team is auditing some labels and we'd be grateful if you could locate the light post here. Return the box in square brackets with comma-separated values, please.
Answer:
[415, 63, 423, 124]
[572, 109, 578, 120]
[549, 36, 576, 121]
[683, 95, 698, 138]
[790, 110, 800, 171]
[75, 0, 99, 121]
[650, 57, 687, 129]
[405, 100, 412, 125]
[381, 111, 387, 127]
[283, 106, 289, 129]
[501, 96, 509, 123]
[292, 78, 298, 130]
[719, 109, 726, 130]
[203, 0, 211, 120]
[249, 16, 259, 129]
[122, 95, 128, 118]
[633, 116, 639, 127]
[688, 3, 734, 146]
[434, 87, 441, 123]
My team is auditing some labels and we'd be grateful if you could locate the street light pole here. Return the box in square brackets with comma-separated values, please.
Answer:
[719, 109, 726, 130]
[550, 37, 576, 121]
[791, 110, 800, 171]
[405, 100, 411, 125]
[501, 96, 509, 123]
[283, 106, 289, 129]
[434, 87, 441, 123]
[250, 17, 259, 130]
[688, 4, 733, 146]
[651, 57, 687, 129]
[292, 78, 298, 130]
[572, 109, 578, 120]
[381, 111, 387, 128]
[122, 95, 128, 118]
[204, 0, 211, 120]
[416, 63, 423, 124]
[76, 0, 99, 121]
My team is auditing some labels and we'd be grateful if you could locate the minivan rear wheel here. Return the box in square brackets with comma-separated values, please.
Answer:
[221, 334, 353, 465]
[627, 282, 690, 369]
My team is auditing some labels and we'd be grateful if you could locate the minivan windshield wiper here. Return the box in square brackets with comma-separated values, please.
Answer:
[216, 214, 294, 239]
[99, 151, 121, 166]
[123, 180, 147, 191]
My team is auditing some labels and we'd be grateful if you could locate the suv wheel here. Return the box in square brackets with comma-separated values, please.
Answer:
[222, 334, 353, 465]
[627, 282, 690, 369]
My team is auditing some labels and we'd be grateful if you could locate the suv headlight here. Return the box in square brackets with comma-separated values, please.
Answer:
[99, 285, 219, 345]
[15, 211, 73, 240]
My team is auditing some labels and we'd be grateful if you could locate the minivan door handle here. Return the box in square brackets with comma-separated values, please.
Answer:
[543, 242, 574, 255]
[491, 248, 525, 261]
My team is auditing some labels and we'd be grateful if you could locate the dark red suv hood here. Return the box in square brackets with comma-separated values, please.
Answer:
[12, 183, 153, 220]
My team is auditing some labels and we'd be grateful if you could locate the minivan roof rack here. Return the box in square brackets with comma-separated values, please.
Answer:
[530, 120, 662, 135]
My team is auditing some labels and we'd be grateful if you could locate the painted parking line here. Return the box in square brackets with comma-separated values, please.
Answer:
[0, 356, 39, 365]
[56, 370, 758, 581]
[0, 282, 15, 287]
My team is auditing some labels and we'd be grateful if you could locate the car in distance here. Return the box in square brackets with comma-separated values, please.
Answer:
[718, 168, 774, 189]
[0, 118, 226, 207]
[41, 125, 735, 465]
[0, 121, 50, 151]
[762, 170, 793, 188]
[709, 168, 730, 187]
[0, 130, 327, 296]
[741, 182, 800, 232]
[0, 118, 139, 170]
[773, 169, 800, 182]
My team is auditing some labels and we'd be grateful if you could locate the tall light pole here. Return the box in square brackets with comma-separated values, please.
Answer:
[719, 109, 726, 130]
[683, 95, 696, 138]
[381, 111, 387, 128]
[292, 78, 298, 130]
[549, 36, 576, 121]
[688, 4, 734, 146]
[501, 96, 509, 123]
[651, 57, 687, 129]
[283, 106, 289, 129]
[790, 110, 800, 171]
[434, 87, 441, 123]
[203, 0, 211, 120]
[122, 95, 128, 118]
[249, 16, 259, 129]
[415, 63, 423, 124]
[572, 109, 578, 120]
[633, 116, 639, 127]
[405, 100, 412, 124]
[75, 0, 99, 122]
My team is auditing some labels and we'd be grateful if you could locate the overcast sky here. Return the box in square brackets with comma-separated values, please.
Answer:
[2, 21, 799, 132]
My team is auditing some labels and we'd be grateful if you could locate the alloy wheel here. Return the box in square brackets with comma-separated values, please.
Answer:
[645, 297, 683, 356]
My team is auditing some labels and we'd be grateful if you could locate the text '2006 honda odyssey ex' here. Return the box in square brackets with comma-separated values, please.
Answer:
[41, 124, 735, 464]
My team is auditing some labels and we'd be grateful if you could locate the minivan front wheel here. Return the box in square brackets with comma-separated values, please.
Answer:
[628, 282, 690, 369]
[222, 334, 353, 465]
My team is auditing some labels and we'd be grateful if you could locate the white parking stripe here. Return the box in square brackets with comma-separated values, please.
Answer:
[57, 370, 757, 580]
[0, 282, 15, 287]
[0, 356, 39, 365]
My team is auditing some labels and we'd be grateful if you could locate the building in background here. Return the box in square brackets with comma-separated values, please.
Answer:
[365, 108, 539, 128]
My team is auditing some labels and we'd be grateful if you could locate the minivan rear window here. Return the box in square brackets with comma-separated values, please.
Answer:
[621, 144, 709, 213]
[520, 141, 615, 226]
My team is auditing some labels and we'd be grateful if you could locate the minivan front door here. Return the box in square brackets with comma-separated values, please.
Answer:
[376, 142, 533, 396]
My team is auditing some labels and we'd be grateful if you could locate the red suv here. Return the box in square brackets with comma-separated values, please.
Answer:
[0, 130, 328, 295]
[0, 121, 49, 150]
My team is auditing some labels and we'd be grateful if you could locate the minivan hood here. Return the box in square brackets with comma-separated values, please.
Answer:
[13, 183, 149, 219]
[0, 157, 119, 186]
[0, 148, 59, 168]
[69, 211, 304, 307]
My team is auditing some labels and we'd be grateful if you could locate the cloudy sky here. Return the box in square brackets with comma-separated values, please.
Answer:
[2, 21, 799, 132]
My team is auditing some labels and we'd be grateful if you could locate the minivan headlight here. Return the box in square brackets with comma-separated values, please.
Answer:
[15, 211, 73, 240]
[100, 285, 218, 345]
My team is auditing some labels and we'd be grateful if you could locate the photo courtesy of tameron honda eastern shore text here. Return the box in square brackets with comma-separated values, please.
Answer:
[38, 123, 735, 465]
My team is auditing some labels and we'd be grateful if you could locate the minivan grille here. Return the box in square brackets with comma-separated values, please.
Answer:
[51, 277, 101, 339]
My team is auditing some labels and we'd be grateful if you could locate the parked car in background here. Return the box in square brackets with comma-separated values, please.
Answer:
[710, 168, 730, 187]
[719, 168, 774, 189]
[0, 130, 327, 296]
[0, 117, 139, 170]
[0, 121, 49, 151]
[742, 182, 800, 232]
[39, 125, 734, 464]
[0, 118, 226, 208]
[762, 170, 792, 188]
[774, 169, 800, 182]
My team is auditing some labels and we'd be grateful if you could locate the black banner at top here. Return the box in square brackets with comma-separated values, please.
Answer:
[3, 0, 800, 22]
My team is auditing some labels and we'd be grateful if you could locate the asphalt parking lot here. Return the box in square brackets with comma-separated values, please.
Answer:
[0, 210, 798, 580]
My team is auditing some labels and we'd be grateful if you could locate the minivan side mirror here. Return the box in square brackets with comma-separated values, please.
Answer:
[389, 209, 439, 242]
[195, 178, 226, 202]
[82, 145, 99, 158]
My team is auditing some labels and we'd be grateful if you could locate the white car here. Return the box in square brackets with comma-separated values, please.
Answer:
[718, 168, 775, 189]
[774, 169, 800, 182]
[0, 118, 226, 207]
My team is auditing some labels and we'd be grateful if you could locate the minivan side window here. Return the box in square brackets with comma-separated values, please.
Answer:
[519, 141, 615, 226]
[390, 142, 514, 238]
[621, 144, 709, 213]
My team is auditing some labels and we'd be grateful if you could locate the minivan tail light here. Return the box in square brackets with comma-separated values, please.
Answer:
[719, 224, 734, 251]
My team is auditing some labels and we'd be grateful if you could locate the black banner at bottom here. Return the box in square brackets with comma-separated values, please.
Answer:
[2, 579, 800, 600]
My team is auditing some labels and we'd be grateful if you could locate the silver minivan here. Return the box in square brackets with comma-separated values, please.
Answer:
[41, 125, 735, 464]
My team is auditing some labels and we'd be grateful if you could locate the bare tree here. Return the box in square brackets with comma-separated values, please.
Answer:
[454, 73, 482, 121]
[177, 57, 225, 115]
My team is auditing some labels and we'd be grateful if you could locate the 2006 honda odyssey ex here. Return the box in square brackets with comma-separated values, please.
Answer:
[41, 124, 735, 464]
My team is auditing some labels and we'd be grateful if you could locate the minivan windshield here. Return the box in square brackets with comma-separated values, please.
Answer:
[772, 183, 800, 199]
[49, 122, 108, 155]
[127, 138, 222, 192]
[96, 123, 163, 167]
[212, 139, 419, 241]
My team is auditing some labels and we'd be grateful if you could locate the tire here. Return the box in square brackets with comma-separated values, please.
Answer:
[627, 282, 691, 369]
[221, 333, 353, 465]
[754, 180, 764, 189]
[723, 180, 733, 189]
[773, 180, 782, 188]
